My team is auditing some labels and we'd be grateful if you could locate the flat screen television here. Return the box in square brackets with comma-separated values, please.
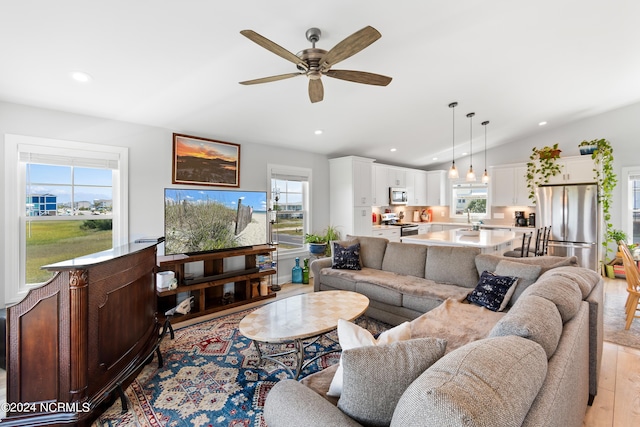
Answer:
[164, 188, 268, 256]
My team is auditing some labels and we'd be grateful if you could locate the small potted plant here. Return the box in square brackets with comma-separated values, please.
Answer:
[526, 143, 564, 203]
[604, 228, 627, 278]
[304, 225, 341, 256]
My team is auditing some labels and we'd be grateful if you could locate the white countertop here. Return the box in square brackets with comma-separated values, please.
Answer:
[401, 229, 517, 249]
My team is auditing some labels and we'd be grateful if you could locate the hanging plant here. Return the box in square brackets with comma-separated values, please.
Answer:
[526, 143, 563, 203]
[579, 139, 617, 260]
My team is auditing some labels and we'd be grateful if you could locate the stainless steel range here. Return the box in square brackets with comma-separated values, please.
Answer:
[380, 213, 419, 236]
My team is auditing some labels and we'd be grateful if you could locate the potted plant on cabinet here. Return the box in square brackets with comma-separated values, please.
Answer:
[526, 143, 564, 203]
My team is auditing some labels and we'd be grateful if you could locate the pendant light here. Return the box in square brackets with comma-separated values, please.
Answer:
[481, 120, 490, 184]
[448, 102, 459, 179]
[466, 112, 476, 182]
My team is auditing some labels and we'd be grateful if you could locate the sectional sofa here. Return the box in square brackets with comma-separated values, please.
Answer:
[263, 235, 604, 427]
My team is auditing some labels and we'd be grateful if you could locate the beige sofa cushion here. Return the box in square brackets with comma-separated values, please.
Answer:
[390, 335, 547, 427]
[475, 254, 578, 276]
[520, 275, 582, 323]
[425, 246, 481, 288]
[493, 259, 542, 306]
[347, 235, 388, 270]
[539, 266, 601, 299]
[489, 295, 563, 359]
[381, 242, 428, 278]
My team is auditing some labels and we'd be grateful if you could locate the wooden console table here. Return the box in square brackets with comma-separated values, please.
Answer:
[2, 242, 160, 427]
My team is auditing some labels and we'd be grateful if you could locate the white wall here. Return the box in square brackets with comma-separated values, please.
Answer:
[0, 101, 330, 306]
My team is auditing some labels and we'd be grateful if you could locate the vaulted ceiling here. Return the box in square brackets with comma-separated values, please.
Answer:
[2, 0, 639, 168]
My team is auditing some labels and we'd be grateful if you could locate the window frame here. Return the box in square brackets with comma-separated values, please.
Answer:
[449, 180, 489, 220]
[267, 164, 311, 258]
[4, 134, 128, 304]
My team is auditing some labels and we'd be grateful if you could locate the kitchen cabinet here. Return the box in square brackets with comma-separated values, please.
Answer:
[372, 163, 390, 206]
[546, 156, 595, 184]
[329, 156, 374, 237]
[491, 164, 532, 207]
[388, 167, 406, 187]
[407, 169, 428, 206]
[418, 224, 430, 234]
[372, 227, 401, 242]
[426, 170, 447, 206]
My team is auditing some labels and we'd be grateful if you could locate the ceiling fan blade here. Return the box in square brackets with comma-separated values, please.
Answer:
[239, 73, 302, 85]
[240, 30, 308, 70]
[321, 26, 381, 68]
[308, 79, 324, 103]
[325, 70, 392, 86]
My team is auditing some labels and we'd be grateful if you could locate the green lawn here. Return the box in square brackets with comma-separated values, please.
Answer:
[26, 220, 112, 284]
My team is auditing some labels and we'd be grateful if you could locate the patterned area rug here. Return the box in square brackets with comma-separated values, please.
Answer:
[603, 290, 640, 349]
[93, 308, 389, 426]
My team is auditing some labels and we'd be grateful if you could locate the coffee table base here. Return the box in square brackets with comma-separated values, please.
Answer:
[252, 334, 339, 380]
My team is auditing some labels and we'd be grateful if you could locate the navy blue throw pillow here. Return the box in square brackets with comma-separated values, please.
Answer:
[332, 242, 362, 270]
[467, 271, 519, 312]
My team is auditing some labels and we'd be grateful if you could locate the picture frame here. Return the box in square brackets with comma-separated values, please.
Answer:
[172, 133, 240, 187]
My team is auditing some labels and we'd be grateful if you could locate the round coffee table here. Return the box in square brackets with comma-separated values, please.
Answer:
[239, 290, 369, 379]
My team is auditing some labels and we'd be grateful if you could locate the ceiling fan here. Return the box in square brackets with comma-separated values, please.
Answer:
[239, 26, 392, 103]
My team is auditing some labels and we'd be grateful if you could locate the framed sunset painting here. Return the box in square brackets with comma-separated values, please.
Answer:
[172, 133, 240, 187]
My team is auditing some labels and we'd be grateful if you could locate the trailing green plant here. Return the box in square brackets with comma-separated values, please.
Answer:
[581, 139, 617, 259]
[526, 143, 563, 203]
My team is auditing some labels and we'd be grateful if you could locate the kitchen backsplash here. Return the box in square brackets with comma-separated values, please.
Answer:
[372, 205, 534, 226]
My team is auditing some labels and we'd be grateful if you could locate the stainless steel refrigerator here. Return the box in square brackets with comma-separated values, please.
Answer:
[536, 183, 600, 270]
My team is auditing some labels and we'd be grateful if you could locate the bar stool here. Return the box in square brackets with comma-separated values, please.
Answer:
[504, 231, 533, 258]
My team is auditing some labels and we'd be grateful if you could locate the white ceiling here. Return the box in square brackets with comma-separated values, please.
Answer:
[2, 0, 640, 168]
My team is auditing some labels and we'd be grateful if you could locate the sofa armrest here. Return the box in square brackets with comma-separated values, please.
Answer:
[585, 277, 604, 400]
[264, 380, 363, 427]
[310, 257, 332, 292]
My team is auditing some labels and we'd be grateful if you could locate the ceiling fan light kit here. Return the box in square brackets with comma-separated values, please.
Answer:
[239, 26, 392, 103]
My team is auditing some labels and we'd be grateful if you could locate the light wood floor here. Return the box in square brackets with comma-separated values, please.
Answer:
[1, 278, 639, 425]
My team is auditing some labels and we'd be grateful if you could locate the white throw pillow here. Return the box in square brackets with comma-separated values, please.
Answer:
[327, 319, 411, 397]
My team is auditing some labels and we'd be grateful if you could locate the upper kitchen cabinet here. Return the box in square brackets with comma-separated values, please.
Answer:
[406, 169, 428, 206]
[372, 163, 390, 206]
[546, 156, 596, 185]
[329, 156, 374, 237]
[426, 170, 447, 206]
[491, 164, 532, 207]
[387, 167, 406, 187]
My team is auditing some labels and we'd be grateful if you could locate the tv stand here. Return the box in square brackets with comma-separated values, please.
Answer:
[157, 245, 277, 323]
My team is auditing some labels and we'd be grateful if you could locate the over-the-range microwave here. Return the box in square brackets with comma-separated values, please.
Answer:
[389, 187, 408, 205]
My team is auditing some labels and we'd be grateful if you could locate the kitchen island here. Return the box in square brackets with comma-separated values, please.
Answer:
[401, 228, 518, 256]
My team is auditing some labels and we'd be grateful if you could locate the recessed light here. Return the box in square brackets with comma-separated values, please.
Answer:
[432, 157, 438, 161]
[461, 152, 468, 156]
[314, 129, 323, 135]
[71, 71, 92, 83]
[390, 148, 397, 152]
[538, 121, 547, 126]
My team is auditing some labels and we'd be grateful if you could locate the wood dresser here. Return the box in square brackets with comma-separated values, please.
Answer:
[2, 242, 160, 426]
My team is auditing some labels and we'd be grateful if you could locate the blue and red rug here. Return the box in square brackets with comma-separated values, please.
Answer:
[94, 308, 388, 427]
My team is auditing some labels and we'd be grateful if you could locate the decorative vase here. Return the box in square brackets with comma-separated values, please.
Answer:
[302, 258, 310, 284]
[292, 257, 303, 283]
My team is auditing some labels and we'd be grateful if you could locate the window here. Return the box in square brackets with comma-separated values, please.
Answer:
[622, 167, 640, 245]
[4, 135, 128, 303]
[450, 182, 488, 219]
[268, 165, 311, 253]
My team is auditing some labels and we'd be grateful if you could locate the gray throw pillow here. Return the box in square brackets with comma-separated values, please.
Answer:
[338, 338, 446, 427]
[390, 336, 547, 427]
[494, 259, 542, 306]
